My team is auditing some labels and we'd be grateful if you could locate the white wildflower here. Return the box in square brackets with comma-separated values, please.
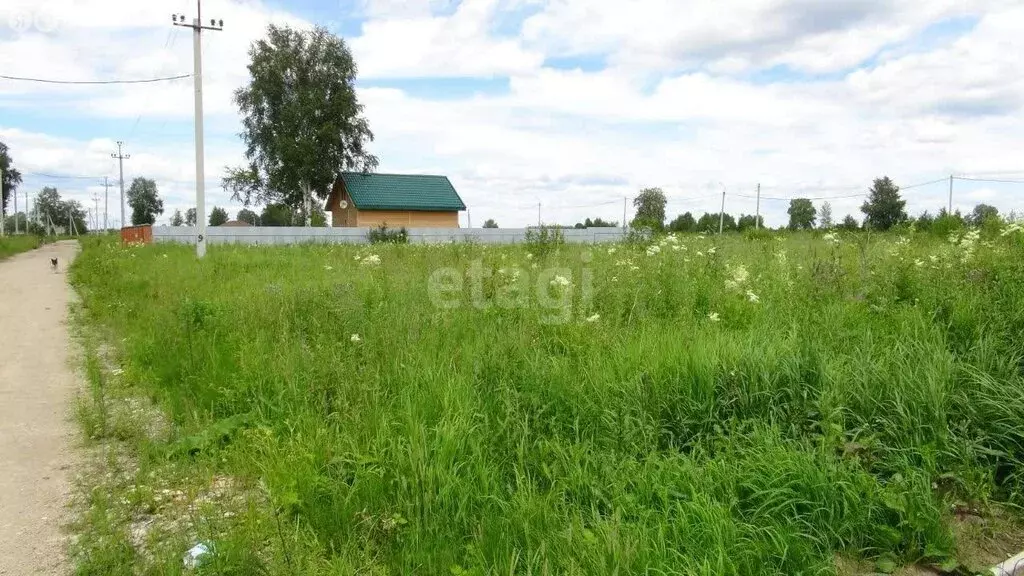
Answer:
[354, 254, 362, 261]
[665, 234, 679, 244]
[708, 312, 720, 322]
[724, 264, 749, 291]
[361, 254, 381, 266]
[914, 259, 924, 267]
[646, 245, 661, 256]
[585, 313, 601, 323]
[746, 290, 759, 303]
[611, 276, 618, 282]
[350, 334, 361, 343]
[822, 232, 840, 245]
[324, 265, 333, 271]
[630, 265, 640, 271]
[607, 247, 617, 255]
[696, 251, 705, 257]
[672, 245, 682, 251]
[707, 246, 717, 255]
[550, 275, 571, 288]
[526, 253, 534, 260]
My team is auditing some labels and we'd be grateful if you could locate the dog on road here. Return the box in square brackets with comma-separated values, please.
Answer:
[50, 257, 58, 272]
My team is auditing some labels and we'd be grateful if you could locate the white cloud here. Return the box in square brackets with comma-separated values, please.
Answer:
[351, 0, 543, 77]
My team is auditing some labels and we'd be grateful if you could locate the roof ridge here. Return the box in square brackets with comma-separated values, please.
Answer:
[341, 171, 450, 179]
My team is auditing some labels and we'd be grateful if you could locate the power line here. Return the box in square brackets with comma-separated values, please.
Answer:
[27, 172, 107, 180]
[0, 73, 191, 85]
[901, 177, 949, 190]
[953, 176, 1024, 184]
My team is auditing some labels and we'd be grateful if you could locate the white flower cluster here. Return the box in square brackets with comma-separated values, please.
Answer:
[949, 229, 981, 261]
[724, 263, 749, 291]
[646, 245, 661, 256]
[361, 254, 382, 266]
[822, 231, 840, 245]
[1001, 221, 1024, 237]
[550, 275, 571, 288]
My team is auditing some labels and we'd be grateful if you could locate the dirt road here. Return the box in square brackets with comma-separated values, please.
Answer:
[0, 241, 81, 575]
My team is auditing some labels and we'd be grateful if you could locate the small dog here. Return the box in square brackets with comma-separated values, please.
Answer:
[50, 257, 58, 272]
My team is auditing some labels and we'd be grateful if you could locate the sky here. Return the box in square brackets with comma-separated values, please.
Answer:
[1, 0, 1023, 229]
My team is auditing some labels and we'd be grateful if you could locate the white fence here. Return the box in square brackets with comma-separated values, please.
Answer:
[151, 226, 628, 245]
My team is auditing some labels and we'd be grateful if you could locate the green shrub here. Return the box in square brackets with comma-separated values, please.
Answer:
[368, 224, 409, 244]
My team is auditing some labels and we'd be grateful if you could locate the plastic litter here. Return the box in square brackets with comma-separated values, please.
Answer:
[183, 542, 212, 569]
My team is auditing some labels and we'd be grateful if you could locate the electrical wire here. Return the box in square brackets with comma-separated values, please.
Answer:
[28, 172, 108, 180]
[953, 176, 1024, 184]
[901, 177, 949, 190]
[0, 73, 191, 85]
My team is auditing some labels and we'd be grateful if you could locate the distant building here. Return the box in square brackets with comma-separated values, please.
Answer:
[325, 172, 465, 228]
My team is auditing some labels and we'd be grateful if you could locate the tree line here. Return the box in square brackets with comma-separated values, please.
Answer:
[629, 177, 1011, 234]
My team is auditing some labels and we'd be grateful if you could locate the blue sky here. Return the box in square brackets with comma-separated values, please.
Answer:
[1, 0, 1023, 228]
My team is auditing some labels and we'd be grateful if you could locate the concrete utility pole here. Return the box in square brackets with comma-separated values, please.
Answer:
[948, 174, 953, 214]
[112, 141, 130, 229]
[24, 190, 29, 231]
[103, 176, 110, 231]
[13, 182, 18, 234]
[173, 1, 223, 258]
[537, 202, 541, 227]
[1, 166, 5, 237]
[623, 196, 627, 230]
[93, 193, 101, 232]
[467, 208, 472, 229]
[718, 186, 726, 235]
[755, 183, 761, 230]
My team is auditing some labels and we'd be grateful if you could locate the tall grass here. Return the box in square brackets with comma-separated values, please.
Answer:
[0, 234, 45, 259]
[70, 229, 1024, 574]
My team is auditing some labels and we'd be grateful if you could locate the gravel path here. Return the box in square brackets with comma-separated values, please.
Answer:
[0, 241, 81, 575]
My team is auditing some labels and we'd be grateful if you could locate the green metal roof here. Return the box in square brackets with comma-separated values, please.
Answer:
[341, 172, 466, 212]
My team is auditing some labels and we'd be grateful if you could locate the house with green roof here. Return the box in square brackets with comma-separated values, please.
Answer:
[325, 172, 466, 228]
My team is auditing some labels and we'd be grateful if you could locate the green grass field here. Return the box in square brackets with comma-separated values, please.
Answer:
[0, 234, 45, 260]
[69, 227, 1024, 575]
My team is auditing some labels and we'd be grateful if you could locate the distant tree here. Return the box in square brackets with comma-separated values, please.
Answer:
[914, 211, 934, 233]
[819, 202, 834, 229]
[482, 219, 498, 229]
[127, 177, 163, 225]
[209, 206, 229, 226]
[787, 198, 816, 230]
[34, 186, 88, 234]
[260, 203, 295, 226]
[861, 177, 907, 231]
[696, 212, 737, 233]
[631, 187, 667, 230]
[838, 214, 860, 231]
[1, 140, 23, 217]
[170, 209, 184, 226]
[185, 208, 197, 226]
[737, 214, 764, 231]
[575, 217, 617, 228]
[969, 203, 999, 227]
[236, 208, 259, 225]
[226, 24, 378, 225]
[668, 212, 697, 233]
